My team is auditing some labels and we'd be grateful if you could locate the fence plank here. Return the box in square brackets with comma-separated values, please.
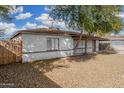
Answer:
[0, 40, 22, 65]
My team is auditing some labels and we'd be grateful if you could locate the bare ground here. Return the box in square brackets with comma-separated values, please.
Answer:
[0, 54, 124, 88]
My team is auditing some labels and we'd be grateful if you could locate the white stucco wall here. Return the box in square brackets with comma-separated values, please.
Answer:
[74, 40, 98, 54]
[87, 40, 93, 53]
[12, 33, 101, 63]
[74, 40, 85, 55]
[23, 50, 74, 62]
[21, 34, 74, 62]
[96, 40, 99, 52]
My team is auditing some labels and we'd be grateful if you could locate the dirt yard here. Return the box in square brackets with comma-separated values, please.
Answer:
[0, 54, 124, 88]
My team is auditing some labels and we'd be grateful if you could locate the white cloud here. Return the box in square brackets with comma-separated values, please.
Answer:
[10, 6, 23, 14]
[0, 21, 48, 39]
[35, 13, 70, 30]
[15, 6, 23, 13]
[22, 22, 48, 30]
[116, 12, 124, 18]
[44, 6, 51, 12]
[23, 22, 37, 29]
[37, 25, 48, 28]
[35, 13, 52, 21]
[15, 12, 32, 20]
[0, 22, 17, 37]
[35, 13, 53, 27]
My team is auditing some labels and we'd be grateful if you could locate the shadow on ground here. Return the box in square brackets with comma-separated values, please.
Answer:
[32, 59, 70, 73]
[98, 45, 118, 55]
[0, 52, 115, 88]
[0, 63, 61, 88]
[31, 54, 98, 74]
[66, 54, 97, 62]
[0, 54, 98, 88]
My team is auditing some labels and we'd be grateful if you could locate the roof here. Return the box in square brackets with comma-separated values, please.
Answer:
[107, 36, 124, 40]
[10, 28, 109, 41]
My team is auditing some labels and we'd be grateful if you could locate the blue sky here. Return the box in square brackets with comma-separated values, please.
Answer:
[11, 5, 47, 28]
[0, 5, 70, 39]
[0, 5, 124, 39]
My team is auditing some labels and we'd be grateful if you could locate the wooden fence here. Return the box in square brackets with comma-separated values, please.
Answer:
[0, 40, 22, 65]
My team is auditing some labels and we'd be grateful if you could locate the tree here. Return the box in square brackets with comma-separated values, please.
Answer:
[0, 5, 13, 37]
[0, 5, 13, 21]
[49, 5, 124, 53]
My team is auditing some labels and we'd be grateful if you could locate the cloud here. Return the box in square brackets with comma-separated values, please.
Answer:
[35, 13, 71, 30]
[10, 6, 23, 14]
[0, 21, 48, 39]
[23, 22, 37, 29]
[44, 6, 51, 12]
[35, 13, 53, 27]
[116, 12, 124, 18]
[0, 22, 16, 32]
[35, 13, 52, 21]
[22, 22, 48, 30]
[15, 12, 32, 20]
[37, 25, 48, 28]
[0, 22, 18, 38]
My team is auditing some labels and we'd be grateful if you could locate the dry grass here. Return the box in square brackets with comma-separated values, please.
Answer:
[0, 54, 124, 88]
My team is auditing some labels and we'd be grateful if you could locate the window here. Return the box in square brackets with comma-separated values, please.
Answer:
[47, 38, 59, 50]
[74, 40, 85, 48]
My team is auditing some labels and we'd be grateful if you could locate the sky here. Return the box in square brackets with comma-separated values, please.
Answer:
[0, 5, 70, 39]
[0, 5, 124, 39]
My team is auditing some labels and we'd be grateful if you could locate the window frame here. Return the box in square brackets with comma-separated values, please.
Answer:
[47, 38, 59, 51]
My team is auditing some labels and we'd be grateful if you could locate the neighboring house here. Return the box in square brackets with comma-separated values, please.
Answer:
[10, 28, 109, 63]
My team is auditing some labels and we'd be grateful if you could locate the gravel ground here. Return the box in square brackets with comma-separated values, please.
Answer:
[0, 54, 124, 88]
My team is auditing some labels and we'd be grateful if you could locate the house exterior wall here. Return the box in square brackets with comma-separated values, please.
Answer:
[99, 40, 111, 51]
[96, 40, 99, 52]
[12, 33, 101, 63]
[21, 34, 74, 62]
[87, 40, 93, 53]
[74, 40, 85, 55]
[71, 40, 98, 55]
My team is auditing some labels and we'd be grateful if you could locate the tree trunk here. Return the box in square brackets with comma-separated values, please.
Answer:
[74, 29, 84, 55]
[85, 39, 87, 54]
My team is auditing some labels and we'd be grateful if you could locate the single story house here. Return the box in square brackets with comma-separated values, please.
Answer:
[10, 28, 109, 63]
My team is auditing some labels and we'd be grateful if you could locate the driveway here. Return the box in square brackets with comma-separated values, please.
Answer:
[0, 54, 124, 88]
